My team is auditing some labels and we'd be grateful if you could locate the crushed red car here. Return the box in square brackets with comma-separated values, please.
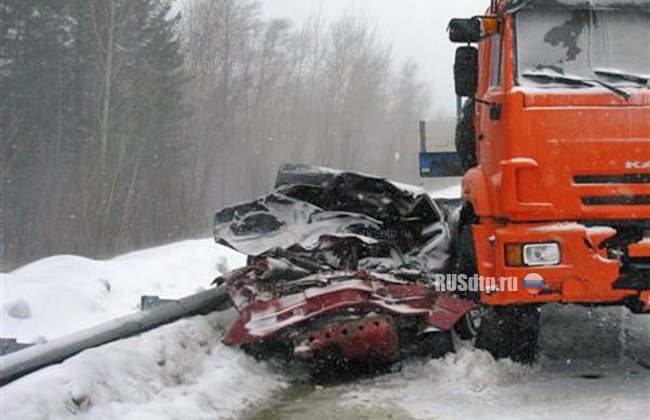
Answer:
[213, 164, 474, 370]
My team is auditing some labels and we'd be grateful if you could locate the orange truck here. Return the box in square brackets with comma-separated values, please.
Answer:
[420, 0, 650, 362]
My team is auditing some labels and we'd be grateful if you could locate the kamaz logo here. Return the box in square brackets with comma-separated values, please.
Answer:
[626, 161, 650, 170]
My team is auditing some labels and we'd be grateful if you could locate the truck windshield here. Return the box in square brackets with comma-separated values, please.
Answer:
[516, 8, 650, 88]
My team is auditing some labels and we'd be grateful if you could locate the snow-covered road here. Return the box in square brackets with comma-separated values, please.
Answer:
[248, 304, 650, 419]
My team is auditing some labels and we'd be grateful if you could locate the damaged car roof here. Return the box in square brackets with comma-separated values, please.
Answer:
[213, 164, 454, 275]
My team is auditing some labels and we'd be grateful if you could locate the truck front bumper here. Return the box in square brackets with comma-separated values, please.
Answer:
[474, 221, 650, 311]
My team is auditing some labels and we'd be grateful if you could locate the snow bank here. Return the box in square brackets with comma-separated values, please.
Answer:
[337, 305, 650, 420]
[252, 304, 649, 419]
[338, 347, 537, 419]
[1, 239, 245, 342]
[430, 184, 462, 199]
[1, 239, 290, 419]
[1, 312, 286, 420]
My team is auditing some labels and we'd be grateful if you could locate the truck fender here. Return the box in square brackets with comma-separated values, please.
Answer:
[461, 167, 493, 217]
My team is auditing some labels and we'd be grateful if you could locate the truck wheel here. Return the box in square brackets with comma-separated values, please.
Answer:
[455, 221, 477, 286]
[453, 212, 540, 363]
[410, 331, 455, 359]
[475, 306, 540, 364]
[454, 209, 480, 340]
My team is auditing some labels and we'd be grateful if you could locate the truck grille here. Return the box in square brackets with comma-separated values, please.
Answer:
[575, 174, 650, 184]
[582, 195, 650, 206]
[575, 173, 650, 206]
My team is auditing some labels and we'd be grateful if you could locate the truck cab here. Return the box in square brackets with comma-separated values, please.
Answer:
[447, 0, 649, 361]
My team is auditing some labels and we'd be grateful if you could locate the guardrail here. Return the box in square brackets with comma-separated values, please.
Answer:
[0, 287, 230, 386]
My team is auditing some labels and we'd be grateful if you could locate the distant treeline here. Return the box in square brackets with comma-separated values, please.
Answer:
[0, 0, 454, 270]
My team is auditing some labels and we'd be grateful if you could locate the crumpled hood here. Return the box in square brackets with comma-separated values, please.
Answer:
[213, 164, 453, 276]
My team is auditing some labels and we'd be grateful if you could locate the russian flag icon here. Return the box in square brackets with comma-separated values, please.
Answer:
[523, 273, 545, 295]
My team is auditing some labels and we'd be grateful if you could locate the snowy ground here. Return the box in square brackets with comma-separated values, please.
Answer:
[249, 305, 650, 419]
[2, 182, 649, 419]
[1, 239, 245, 342]
[2, 312, 286, 420]
[1, 240, 288, 419]
[422, 178, 462, 199]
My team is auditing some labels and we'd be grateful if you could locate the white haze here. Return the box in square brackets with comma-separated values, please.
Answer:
[260, 0, 489, 115]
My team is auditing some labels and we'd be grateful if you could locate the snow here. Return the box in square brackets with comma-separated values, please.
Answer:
[252, 305, 650, 419]
[385, 306, 649, 419]
[2, 183, 649, 419]
[1, 239, 246, 342]
[5, 299, 31, 320]
[1, 312, 286, 420]
[340, 345, 649, 419]
[430, 184, 462, 199]
[1, 239, 287, 419]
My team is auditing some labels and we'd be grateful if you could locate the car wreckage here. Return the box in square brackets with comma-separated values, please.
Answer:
[214, 164, 476, 371]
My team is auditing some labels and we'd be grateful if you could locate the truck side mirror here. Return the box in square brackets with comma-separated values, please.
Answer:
[449, 18, 481, 43]
[454, 46, 478, 97]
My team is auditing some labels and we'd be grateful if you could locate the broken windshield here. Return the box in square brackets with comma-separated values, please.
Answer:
[516, 8, 650, 88]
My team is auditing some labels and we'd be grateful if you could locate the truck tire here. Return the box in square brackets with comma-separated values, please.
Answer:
[453, 208, 540, 363]
[455, 98, 477, 172]
[410, 331, 455, 359]
[456, 221, 478, 287]
[453, 207, 481, 340]
[454, 222, 484, 340]
[475, 305, 540, 364]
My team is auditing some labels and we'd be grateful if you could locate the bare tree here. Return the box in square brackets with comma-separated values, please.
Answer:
[0, 0, 437, 270]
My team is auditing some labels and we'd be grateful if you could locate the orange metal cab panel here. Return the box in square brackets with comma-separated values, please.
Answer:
[463, 12, 650, 306]
[473, 221, 637, 305]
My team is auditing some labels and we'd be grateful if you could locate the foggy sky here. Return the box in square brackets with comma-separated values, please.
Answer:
[260, 0, 489, 115]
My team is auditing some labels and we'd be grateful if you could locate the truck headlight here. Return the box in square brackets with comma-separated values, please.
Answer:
[523, 243, 560, 266]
